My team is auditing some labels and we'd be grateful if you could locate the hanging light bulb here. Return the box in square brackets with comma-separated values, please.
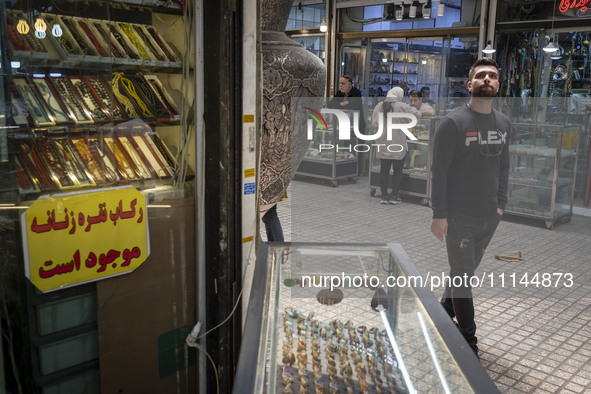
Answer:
[544, 0, 558, 53]
[35, 30, 46, 39]
[482, 40, 496, 54]
[34, 17, 47, 33]
[437, 2, 445, 17]
[52, 24, 63, 37]
[543, 38, 558, 53]
[409, 4, 417, 18]
[17, 19, 30, 34]
[395, 6, 403, 20]
[319, 18, 327, 33]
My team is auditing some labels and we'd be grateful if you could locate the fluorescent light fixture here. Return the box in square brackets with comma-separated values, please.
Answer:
[421, 59, 427, 65]
[319, 18, 327, 32]
[482, 40, 496, 54]
[377, 305, 416, 393]
[543, 39, 558, 53]
[10, 61, 21, 69]
[437, 2, 445, 16]
[49, 73, 62, 77]
[33, 73, 45, 78]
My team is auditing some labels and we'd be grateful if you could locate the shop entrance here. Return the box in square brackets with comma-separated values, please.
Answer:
[495, 28, 591, 207]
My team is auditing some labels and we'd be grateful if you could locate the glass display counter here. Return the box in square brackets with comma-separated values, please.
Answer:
[295, 112, 358, 187]
[506, 123, 580, 229]
[369, 117, 435, 204]
[235, 243, 499, 393]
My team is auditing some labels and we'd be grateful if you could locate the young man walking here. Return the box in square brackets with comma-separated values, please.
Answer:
[430, 58, 511, 357]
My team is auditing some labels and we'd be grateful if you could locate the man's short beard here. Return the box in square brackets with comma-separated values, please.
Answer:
[472, 86, 497, 98]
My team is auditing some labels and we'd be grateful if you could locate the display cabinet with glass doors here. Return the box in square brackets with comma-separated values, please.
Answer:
[368, 41, 419, 97]
[234, 242, 500, 393]
[295, 111, 358, 186]
[506, 123, 580, 229]
[369, 117, 436, 204]
[0, 1, 197, 393]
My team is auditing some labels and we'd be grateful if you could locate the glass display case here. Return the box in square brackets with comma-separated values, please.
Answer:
[295, 112, 358, 187]
[290, 34, 325, 62]
[235, 242, 499, 393]
[1, 1, 197, 392]
[369, 117, 435, 204]
[506, 123, 580, 229]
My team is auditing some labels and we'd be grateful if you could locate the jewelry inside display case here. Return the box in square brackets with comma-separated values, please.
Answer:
[235, 243, 500, 393]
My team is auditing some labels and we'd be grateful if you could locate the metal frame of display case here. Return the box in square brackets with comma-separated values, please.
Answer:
[369, 117, 437, 205]
[295, 112, 358, 187]
[235, 242, 500, 393]
[506, 123, 580, 229]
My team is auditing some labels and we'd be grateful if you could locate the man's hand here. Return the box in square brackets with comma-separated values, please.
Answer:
[430, 218, 448, 242]
[340, 100, 349, 106]
[497, 208, 504, 216]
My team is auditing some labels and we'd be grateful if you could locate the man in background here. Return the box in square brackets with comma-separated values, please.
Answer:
[329, 75, 367, 174]
[409, 90, 435, 116]
[430, 58, 511, 359]
[331, 75, 366, 133]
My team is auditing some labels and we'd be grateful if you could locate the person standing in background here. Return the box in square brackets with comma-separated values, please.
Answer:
[409, 89, 435, 116]
[371, 87, 421, 205]
[329, 75, 367, 174]
[420, 86, 435, 105]
[430, 58, 511, 358]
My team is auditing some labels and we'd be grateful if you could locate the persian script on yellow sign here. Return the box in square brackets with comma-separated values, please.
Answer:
[21, 186, 150, 292]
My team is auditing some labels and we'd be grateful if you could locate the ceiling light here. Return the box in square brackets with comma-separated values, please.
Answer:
[395, 6, 403, 20]
[544, 0, 558, 53]
[482, 40, 496, 54]
[52, 24, 63, 37]
[409, 5, 417, 18]
[422, 3, 431, 18]
[543, 39, 558, 53]
[319, 19, 327, 33]
[437, 2, 445, 17]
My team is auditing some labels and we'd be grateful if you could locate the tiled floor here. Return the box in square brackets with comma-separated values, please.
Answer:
[271, 175, 591, 393]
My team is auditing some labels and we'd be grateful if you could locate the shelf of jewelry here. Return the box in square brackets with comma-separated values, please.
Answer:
[254, 243, 479, 394]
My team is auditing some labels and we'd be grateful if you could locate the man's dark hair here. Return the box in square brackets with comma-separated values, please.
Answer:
[341, 75, 353, 83]
[468, 58, 499, 80]
[420, 86, 430, 94]
[408, 90, 421, 98]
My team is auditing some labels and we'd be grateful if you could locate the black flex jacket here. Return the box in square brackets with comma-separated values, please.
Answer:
[431, 104, 511, 220]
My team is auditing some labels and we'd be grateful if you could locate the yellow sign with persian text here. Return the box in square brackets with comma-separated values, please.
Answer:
[21, 186, 150, 292]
